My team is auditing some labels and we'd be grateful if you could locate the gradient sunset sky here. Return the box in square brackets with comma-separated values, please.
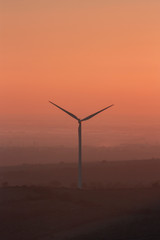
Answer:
[1, 0, 160, 147]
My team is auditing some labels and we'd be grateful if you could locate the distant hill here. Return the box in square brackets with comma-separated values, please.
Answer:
[0, 158, 160, 188]
[1, 144, 160, 166]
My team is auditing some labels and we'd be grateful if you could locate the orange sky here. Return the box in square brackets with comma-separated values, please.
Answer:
[1, 0, 160, 146]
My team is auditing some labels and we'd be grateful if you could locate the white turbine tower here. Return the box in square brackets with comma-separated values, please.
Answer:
[49, 100, 114, 189]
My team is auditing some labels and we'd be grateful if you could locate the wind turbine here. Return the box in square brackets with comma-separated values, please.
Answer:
[49, 100, 114, 189]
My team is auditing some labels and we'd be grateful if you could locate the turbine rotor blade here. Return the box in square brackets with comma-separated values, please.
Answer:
[49, 101, 79, 120]
[81, 104, 114, 122]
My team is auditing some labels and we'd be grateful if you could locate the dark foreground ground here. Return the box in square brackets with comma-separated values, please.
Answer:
[1, 186, 160, 240]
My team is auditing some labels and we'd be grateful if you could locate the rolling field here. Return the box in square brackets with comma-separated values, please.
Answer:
[1, 186, 160, 240]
